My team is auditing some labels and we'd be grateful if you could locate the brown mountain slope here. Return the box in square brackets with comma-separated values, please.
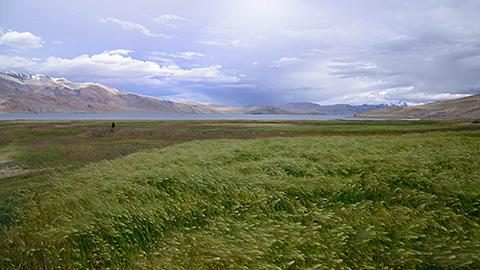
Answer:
[0, 72, 220, 114]
[358, 93, 480, 119]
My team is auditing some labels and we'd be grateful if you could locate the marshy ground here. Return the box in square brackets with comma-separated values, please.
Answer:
[0, 120, 479, 269]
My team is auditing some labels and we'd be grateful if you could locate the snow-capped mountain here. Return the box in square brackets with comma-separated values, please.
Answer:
[0, 71, 221, 114]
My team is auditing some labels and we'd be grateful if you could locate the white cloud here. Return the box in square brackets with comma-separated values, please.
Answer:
[101, 17, 170, 38]
[270, 57, 301, 67]
[149, 51, 206, 65]
[153, 14, 188, 28]
[103, 49, 134, 55]
[171, 65, 239, 82]
[150, 51, 206, 62]
[323, 88, 471, 105]
[148, 53, 174, 64]
[41, 50, 160, 79]
[174, 51, 206, 60]
[199, 39, 253, 48]
[0, 31, 43, 49]
[327, 60, 387, 79]
[0, 50, 239, 84]
[0, 55, 38, 70]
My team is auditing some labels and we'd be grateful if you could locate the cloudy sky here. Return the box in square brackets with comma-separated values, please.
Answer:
[1, 0, 479, 105]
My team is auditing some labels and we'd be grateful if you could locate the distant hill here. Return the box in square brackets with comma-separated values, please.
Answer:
[226, 105, 292, 115]
[278, 102, 394, 115]
[358, 94, 480, 119]
[0, 71, 395, 115]
[212, 103, 395, 116]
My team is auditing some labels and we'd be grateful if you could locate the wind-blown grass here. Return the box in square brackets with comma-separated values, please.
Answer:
[1, 129, 479, 269]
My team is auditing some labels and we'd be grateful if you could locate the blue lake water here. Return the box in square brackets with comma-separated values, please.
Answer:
[0, 113, 376, 121]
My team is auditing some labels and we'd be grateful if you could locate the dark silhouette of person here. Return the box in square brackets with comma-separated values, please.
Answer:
[111, 122, 116, 129]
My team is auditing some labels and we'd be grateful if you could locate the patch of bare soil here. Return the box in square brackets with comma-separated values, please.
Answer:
[0, 164, 26, 177]
[0, 156, 27, 178]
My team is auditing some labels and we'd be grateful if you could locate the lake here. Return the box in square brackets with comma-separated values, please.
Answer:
[0, 113, 379, 121]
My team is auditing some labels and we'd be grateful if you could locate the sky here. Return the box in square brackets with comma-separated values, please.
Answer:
[1, 0, 480, 106]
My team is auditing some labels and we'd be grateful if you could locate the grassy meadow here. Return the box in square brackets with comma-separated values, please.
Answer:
[0, 119, 479, 269]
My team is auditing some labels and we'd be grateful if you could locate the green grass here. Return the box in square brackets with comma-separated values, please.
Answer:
[0, 120, 479, 269]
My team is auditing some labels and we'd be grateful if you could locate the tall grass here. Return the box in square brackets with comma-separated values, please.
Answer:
[1, 130, 479, 269]
[0, 120, 467, 169]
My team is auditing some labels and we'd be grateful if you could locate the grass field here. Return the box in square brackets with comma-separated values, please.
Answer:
[0, 120, 479, 269]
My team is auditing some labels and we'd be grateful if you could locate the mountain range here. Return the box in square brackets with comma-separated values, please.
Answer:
[358, 93, 480, 119]
[0, 71, 395, 115]
[0, 72, 220, 114]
